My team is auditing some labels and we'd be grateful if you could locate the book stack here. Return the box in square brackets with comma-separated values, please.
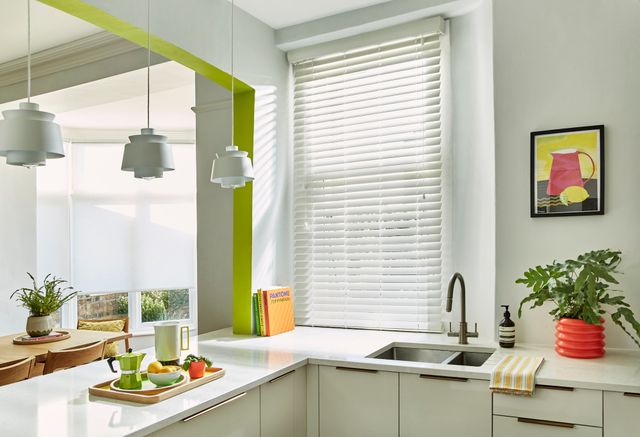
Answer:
[253, 287, 294, 336]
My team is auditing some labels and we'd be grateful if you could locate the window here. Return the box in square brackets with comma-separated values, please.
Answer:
[292, 21, 448, 332]
[37, 141, 197, 332]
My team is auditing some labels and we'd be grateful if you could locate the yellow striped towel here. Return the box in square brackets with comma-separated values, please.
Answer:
[490, 354, 544, 396]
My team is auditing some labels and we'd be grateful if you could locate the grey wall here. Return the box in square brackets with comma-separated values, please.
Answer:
[449, 0, 496, 341]
[493, 0, 640, 347]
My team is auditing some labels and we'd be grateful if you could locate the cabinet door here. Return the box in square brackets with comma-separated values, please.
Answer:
[400, 373, 491, 437]
[604, 391, 640, 437]
[494, 415, 602, 437]
[151, 388, 260, 437]
[260, 367, 307, 437]
[319, 366, 398, 437]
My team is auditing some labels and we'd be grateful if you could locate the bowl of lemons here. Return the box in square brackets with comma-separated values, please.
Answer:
[146, 361, 183, 387]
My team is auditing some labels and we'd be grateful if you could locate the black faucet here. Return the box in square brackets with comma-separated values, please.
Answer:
[445, 272, 478, 344]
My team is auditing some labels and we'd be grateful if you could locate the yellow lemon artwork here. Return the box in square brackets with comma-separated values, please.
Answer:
[560, 186, 590, 206]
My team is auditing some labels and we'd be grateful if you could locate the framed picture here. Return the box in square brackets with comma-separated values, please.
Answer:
[530, 125, 604, 217]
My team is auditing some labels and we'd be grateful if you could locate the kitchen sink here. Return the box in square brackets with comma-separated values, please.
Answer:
[369, 343, 494, 367]
[372, 347, 457, 364]
[445, 351, 493, 367]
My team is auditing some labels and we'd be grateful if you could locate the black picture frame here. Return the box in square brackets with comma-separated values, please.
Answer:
[530, 125, 605, 217]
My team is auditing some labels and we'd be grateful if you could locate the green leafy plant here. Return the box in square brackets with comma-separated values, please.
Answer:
[516, 249, 640, 347]
[10, 273, 77, 317]
[182, 354, 212, 371]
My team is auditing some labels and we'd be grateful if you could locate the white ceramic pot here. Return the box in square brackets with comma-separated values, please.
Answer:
[26, 315, 53, 337]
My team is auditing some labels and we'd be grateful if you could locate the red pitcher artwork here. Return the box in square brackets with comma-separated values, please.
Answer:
[531, 126, 604, 217]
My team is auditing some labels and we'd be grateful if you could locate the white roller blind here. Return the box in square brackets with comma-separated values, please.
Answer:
[293, 29, 446, 332]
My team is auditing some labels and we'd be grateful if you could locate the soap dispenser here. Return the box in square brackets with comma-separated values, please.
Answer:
[499, 305, 515, 348]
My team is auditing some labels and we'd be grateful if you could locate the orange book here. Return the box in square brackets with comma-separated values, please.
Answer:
[263, 287, 294, 336]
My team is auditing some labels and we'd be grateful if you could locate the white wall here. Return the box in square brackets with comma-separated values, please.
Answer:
[494, 0, 640, 347]
[449, 0, 496, 341]
[0, 166, 36, 333]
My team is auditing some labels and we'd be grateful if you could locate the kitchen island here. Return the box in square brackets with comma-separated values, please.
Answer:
[1, 326, 640, 436]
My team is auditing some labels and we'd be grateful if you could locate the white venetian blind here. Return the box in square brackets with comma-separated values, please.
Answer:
[292, 27, 446, 332]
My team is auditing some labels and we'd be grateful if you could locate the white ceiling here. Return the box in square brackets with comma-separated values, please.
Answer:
[234, 0, 392, 29]
[0, 62, 196, 133]
[0, 0, 102, 64]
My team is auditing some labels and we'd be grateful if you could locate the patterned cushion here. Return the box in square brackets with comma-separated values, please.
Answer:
[77, 320, 126, 357]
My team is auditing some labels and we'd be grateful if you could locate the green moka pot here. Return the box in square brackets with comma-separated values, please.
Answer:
[107, 348, 146, 390]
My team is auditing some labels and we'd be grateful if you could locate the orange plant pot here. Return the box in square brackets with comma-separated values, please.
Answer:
[188, 361, 206, 378]
[555, 318, 605, 358]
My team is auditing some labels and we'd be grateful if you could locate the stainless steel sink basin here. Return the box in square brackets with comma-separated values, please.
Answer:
[445, 351, 492, 367]
[372, 347, 456, 364]
[369, 343, 494, 367]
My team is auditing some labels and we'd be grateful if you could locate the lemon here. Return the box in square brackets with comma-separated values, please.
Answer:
[147, 361, 163, 374]
[560, 186, 589, 205]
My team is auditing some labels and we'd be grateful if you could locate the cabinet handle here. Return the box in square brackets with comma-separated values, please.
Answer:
[182, 392, 246, 422]
[536, 384, 574, 392]
[269, 369, 295, 383]
[335, 366, 378, 374]
[419, 374, 468, 382]
[624, 392, 640, 398]
[517, 417, 575, 429]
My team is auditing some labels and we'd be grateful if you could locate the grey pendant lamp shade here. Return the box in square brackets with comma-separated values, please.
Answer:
[210, 0, 254, 189]
[121, 0, 174, 179]
[0, 0, 64, 168]
[122, 128, 174, 179]
[0, 102, 64, 167]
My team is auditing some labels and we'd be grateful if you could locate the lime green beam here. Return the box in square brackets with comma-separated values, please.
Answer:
[39, 0, 254, 335]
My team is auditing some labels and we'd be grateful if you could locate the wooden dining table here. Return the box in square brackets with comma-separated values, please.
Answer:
[0, 329, 132, 364]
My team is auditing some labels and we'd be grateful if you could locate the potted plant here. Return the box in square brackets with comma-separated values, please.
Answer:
[10, 273, 77, 337]
[182, 354, 212, 379]
[516, 249, 640, 358]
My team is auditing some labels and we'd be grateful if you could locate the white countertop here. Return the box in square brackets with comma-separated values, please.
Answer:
[1, 326, 640, 437]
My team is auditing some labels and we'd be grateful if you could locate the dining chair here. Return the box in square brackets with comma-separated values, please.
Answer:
[0, 356, 35, 386]
[77, 317, 130, 355]
[43, 340, 106, 375]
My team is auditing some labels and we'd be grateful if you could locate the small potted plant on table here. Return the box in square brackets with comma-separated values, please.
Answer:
[182, 354, 212, 379]
[516, 249, 640, 358]
[10, 273, 77, 337]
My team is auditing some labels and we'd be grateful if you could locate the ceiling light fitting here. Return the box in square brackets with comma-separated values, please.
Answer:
[210, 0, 254, 189]
[121, 0, 174, 180]
[0, 0, 64, 168]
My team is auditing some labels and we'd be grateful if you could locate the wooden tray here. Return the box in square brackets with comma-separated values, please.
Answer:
[13, 330, 71, 345]
[89, 367, 225, 404]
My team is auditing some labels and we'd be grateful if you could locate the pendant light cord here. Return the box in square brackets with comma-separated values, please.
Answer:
[147, 0, 151, 129]
[27, 0, 31, 103]
[230, 0, 234, 146]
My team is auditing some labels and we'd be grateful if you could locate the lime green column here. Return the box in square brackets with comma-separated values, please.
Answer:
[39, 0, 255, 334]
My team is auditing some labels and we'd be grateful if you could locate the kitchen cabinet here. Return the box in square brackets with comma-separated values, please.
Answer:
[494, 415, 602, 437]
[319, 365, 398, 437]
[260, 367, 307, 437]
[604, 390, 640, 436]
[151, 388, 260, 437]
[400, 373, 491, 437]
[493, 385, 602, 427]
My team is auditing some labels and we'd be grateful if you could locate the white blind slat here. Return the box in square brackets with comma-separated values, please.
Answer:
[293, 28, 445, 332]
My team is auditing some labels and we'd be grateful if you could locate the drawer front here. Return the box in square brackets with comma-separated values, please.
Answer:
[494, 415, 602, 437]
[603, 390, 640, 437]
[493, 386, 602, 426]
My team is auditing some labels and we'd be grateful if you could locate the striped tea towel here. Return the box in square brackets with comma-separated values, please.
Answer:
[490, 354, 544, 396]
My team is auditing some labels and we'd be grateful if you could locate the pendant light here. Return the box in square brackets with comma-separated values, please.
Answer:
[0, 0, 64, 168]
[121, 0, 174, 180]
[210, 0, 254, 189]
